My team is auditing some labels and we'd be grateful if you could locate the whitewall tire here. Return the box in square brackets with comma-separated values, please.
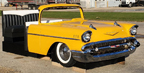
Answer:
[56, 43, 76, 67]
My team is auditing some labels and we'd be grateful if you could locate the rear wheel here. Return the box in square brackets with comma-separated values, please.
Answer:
[55, 43, 76, 67]
[119, 4, 121, 7]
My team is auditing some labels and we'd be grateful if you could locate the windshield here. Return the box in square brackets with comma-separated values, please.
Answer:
[41, 7, 81, 24]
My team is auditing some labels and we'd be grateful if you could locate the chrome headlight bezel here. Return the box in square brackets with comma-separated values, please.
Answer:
[130, 25, 138, 35]
[82, 31, 92, 42]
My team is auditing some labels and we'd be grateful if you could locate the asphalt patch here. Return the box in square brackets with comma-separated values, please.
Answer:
[136, 34, 144, 38]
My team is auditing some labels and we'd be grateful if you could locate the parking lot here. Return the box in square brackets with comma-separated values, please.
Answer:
[0, 15, 144, 73]
[1, 5, 144, 12]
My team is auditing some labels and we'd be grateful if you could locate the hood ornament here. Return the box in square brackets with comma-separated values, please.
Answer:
[89, 24, 96, 30]
[114, 21, 121, 27]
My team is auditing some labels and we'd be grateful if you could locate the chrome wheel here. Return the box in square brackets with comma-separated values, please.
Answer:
[59, 44, 70, 61]
[56, 43, 76, 67]
[56, 43, 71, 64]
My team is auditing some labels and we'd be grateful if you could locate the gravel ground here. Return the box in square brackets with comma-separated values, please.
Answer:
[0, 16, 144, 73]
[0, 66, 20, 73]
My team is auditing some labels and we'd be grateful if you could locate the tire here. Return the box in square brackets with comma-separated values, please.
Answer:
[129, 3, 133, 7]
[55, 43, 76, 67]
[33, 6, 36, 10]
[28, 5, 33, 10]
[119, 5, 121, 7]
[28, 6, 31, 10]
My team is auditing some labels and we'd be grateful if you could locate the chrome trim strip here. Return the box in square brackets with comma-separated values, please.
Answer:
[71, 46, 136, 63]
[71, 50, 83, 53]
[72, 46, 135, 56]
[28, 33, 80, 40]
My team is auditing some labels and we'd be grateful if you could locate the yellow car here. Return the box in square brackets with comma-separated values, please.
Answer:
[2, 4, 140, 67]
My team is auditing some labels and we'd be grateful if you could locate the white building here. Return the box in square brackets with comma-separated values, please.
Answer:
[80, 0, 121, 8]
[0, 0, 8, 6]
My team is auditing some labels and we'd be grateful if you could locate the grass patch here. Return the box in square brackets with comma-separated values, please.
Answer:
[42, 11, 81, 19]
[0, 10, 2, 16]
[42, 11, 144, 22]
[0, 10, 144, 21]
[84, 12, 144, 21]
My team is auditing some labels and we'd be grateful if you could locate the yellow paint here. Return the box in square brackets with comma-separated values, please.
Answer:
[27, 4, 136, 55]
[9, 4, 13, 7]
[38, 4, 84, 24]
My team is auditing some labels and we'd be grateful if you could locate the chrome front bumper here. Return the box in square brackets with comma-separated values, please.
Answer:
[71, 37, 140, 63]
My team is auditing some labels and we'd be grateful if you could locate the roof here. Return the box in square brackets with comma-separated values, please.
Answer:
[38, 4, 81, 10]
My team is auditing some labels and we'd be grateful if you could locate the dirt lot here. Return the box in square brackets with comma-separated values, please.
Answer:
[0, 16, 144, 73]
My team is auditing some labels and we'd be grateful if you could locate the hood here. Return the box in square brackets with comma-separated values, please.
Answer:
[60, 21, 132, 42]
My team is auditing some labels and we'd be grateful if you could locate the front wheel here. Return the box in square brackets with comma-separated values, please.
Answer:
[56, 43, 76, 67]
[119, 4, 122, 7]
[33, 6, 36, 10]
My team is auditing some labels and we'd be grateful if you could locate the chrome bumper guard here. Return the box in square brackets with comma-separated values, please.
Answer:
[71, 37, 140, 63]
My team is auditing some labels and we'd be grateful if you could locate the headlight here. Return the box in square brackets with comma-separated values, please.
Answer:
[130, 25, 138, 35]
[82, 31, 92, 42]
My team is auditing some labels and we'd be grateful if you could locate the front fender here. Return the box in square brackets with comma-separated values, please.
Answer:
[119, 22, 137, 36]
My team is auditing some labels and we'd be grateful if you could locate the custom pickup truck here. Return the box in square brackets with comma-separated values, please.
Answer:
[2, 4, 140, 67]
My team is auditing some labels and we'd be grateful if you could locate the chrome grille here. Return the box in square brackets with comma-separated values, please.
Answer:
[93, 39, 134, 48]
[91, 46, 127, 55]
[83, 38, 136, 55]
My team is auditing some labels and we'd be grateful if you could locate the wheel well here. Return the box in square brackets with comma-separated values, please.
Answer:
[47, 42, 69, 58]
[47, 42, 59, 56]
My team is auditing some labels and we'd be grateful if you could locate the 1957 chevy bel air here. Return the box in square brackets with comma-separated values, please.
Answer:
[2, 4, 140, 67]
